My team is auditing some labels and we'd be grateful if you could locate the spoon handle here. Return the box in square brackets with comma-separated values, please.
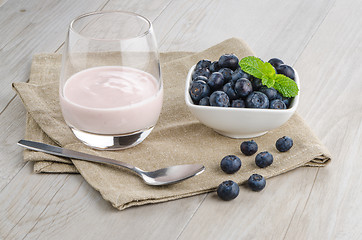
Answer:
[17, 140, 137, 172]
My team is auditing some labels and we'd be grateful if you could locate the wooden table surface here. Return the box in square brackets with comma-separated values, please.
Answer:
[1, 0, 361, 239]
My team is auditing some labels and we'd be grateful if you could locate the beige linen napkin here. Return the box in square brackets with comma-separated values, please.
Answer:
[13, 38, 331, 210]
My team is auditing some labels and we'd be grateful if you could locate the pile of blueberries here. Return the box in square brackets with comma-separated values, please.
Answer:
[189, 54, 295, 109]
[217, 136, 293, 201]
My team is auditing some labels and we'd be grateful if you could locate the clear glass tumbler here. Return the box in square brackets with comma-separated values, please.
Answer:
[59, 11, 163, 150]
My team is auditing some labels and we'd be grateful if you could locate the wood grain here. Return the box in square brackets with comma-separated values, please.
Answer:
[1, 0, 362, 239]
[285, 0, 362, 238]
[0, 96, 27, 191]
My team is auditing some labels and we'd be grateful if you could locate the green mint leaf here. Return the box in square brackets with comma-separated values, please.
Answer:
[239, 56, 267, 79]
[261, 74, 275, 88]
[262, 62, 276, 76]
[239, 56, 299, 98]
[273, 74, 299, 97]
[239, 56, 276, 86]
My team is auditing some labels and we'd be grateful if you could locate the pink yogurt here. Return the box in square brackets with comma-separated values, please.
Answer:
[60, 66, 163, 135]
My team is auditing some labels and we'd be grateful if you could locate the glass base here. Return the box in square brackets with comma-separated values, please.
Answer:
[70, 127, 154, 150]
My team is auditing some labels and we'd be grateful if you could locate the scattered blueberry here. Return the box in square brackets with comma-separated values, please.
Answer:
[259, 86, 278, 100]
[209, 61, 221, 72]
[220, 155, 242, 174]
[245, 91, 269, 108]
[218, 68, 233, 82]
[208, 72, 224, 90]
[255, 151, 273, 168]
[268, 58, 284, 68]
[269, 99, 286, 109]
[189, 80, 211, 103]
[199, 97, 210, 106]
[276, 64, 295, 80]
[231, 99, 245, 108]
[240, 140, 258, 156]
[234, 78, 253, 98]
[276, 136, 293, 152]
[218, 54, 239, 70]
[195, 59, 211, 70]
[247, 174, 266, 192]
[192, 67, 211, 80]
[217, 180, 240, 201]
[209, 91, 230, 107]
[223, 82, 238, 100]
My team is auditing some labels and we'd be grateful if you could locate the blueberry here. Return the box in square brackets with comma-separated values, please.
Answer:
[247, 174, 266, 192]
[193, 75, 208, 82]
[218, 54, 239, 70]
[199, 97, 210, 106]
[275, 93, 292, 108]
[209, 61, 221, 72]
[207, 72, 224, 90]
[268, 58, 284, 68]
[231, 99, 245, 108]
[275, 92, 283, 100]
[231, 69, 251, 82]
[220, 155, 242, 174]
[250, 76, 263, 90]
[222, 82, 238, 100]
[282, 97, 292, 108]
[245, 91, 269, 108]
[276, 136, 293, 152]
[276, 64, 295, 80]
[209, 91, 230, 107]
[217, 180, 240, 201]
[192, 68, 211, 80]
[255, 151, 273, 168]
[269, 99, 286, 109]
[195, 59, 211, 70]
[259, 86, 278, 100]
[189, 80, 211, 104]
[234, 78, 253, 98]
[218, 68, 233, 82]
[240, 140, 258, 156]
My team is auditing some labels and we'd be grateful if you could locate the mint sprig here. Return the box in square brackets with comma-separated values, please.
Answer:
[239, 56, 299, 97]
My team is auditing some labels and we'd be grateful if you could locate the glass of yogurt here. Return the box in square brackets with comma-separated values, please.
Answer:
[59, 11, 163, 150]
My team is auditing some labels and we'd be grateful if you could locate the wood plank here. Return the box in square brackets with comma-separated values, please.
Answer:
[0, 0, 8, 8]
[22, 180, 205, 240]
[0, 170, 71, 239]
[0, 0, 108, 210]
[2, 0, 361, 239]
[283, 0, 362, 237]
[0, 0, 173, 197]
[0, 161, 206, 239]
[151, 0, 334, 239]
[178, 168, 318, 239]
[156, 0, 334, 65]
[0, 96, 27, 191]
[0, 1, 209, 239]
[0, 0, 111, 112]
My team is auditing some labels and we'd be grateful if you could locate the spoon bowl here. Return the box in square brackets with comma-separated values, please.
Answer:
[139, 164, 205, 185]
[17, 140, 205, 186]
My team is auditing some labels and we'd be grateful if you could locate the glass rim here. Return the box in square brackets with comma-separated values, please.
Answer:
[69, 10, 152, 41]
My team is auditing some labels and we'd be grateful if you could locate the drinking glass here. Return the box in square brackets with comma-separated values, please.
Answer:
[59, 11, 163, 150]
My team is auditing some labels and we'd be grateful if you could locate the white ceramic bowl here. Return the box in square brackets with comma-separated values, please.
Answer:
[185, 65, 300, 138]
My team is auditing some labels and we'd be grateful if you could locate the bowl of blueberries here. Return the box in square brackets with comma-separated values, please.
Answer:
[185, 54, 300, 138]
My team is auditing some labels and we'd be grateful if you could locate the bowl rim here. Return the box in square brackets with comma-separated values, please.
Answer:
[185, 64, 300, 113]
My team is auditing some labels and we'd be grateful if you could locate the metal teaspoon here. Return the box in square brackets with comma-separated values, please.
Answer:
[17, 140, 205, 186]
